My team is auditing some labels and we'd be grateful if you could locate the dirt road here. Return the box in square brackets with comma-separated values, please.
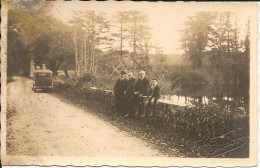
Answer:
[6, 77, 162, 157]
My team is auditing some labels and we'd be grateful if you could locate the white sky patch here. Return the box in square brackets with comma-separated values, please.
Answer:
[50, 1, 251, 54]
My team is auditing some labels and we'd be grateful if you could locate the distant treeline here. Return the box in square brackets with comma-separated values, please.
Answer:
[179, 12, 250, 88]
[8, 9, 249, 94]
[8, 9, 165, 76]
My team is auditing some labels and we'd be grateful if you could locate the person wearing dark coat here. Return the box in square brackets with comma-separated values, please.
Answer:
[123, 72, 136, 117]
[133, 70, 150, 117]
[145, 79, 161, 116]
[114, 70, 128, 115]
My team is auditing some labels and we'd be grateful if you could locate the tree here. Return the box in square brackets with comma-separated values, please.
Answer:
[120, 11, 152, 69]
[181, 11, 249, 86]
[137, 26, 153, 67]
[207, 12, 244, 84]
[244, 19, 250, 58]
[8, 9, 50, 75]
[70, 10, 111, 75]
[127, 11, 148, 57]
[70, 14, 85, 76]
[112, 12, 130, 61]
[8, 9, 74, 76]
[238, 18, 250, 90]
[181, 12, 214, 70]
[47, 19, 74, 76]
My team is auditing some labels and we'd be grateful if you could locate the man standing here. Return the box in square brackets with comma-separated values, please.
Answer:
[124, 72, 136, 117]
[133, 70, 150, 117]
[114, 71, 128, 115]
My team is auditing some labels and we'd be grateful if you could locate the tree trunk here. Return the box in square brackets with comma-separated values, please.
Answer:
[73, 29, 79, 76]
[120, 20, 123, 61]
[94, 56, 97, 75]
[64, 62, 70, 77]
[88, 46, 91, 73]
[49, 61, 56, 76]
[81, 39, 84, 73]
[89, 19, 95, 74]
[133, 18, 137, 58]
[54, 60, 63, 76]
[90, 32, 95, 74]
[84, 36, 87, 73]
[91, 42, 95, 73]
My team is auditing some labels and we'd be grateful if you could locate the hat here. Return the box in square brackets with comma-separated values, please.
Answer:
[120, 70, 127, 75]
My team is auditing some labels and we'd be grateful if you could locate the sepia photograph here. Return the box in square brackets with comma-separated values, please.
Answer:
[1, 0, 258, 166]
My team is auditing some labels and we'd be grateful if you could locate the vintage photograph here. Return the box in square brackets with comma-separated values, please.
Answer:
[1, 0, 258, 166]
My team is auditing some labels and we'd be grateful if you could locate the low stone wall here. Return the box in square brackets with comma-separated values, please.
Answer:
[55, 81, 249, 157]
[55, 81, 188, 127]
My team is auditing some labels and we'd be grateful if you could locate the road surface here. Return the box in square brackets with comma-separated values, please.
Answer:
[6, 76, 162, 157]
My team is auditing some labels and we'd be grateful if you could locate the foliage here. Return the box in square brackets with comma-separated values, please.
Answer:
[8, 9, 74, 76]
[70, 10, 111, 75]
[170, 69, 209, 90]
[172, 101, 248, 157]
[77, 73, 97, 85]
[180, 12, 250, 87]
[181, 12, 214, 69]
[112, 11, 130, 60]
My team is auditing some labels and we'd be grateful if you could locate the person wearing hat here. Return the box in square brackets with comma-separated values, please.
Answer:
[114, 70, 128, 115]
[123, 72, 137, 117]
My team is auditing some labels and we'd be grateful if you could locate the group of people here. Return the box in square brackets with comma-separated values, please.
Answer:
[114, 70, 160, 118]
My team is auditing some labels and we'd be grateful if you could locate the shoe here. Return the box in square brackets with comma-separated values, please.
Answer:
[124, 113, 129, 117]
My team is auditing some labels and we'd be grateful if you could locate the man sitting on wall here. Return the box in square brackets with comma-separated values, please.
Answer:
[145, 79, 160, 117]
[133, 70, 150, 117]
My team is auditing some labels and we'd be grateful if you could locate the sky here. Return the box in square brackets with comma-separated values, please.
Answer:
[50, 1, 254, 54]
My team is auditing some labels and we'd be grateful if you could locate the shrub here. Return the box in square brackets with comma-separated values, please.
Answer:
[171, 102, 249, 157]
[77, 73, 96, 85]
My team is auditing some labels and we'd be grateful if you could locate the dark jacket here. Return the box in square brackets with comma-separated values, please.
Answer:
[148, 85, 160, 100]
[134, 77, 150, 96]
[125, 77, 136, 95]
[114, 78, 128, 99]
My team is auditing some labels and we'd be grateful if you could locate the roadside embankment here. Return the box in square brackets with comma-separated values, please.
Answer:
[54, 78, 249, 158]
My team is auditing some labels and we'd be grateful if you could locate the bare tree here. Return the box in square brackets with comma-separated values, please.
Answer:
[113, 12, 129, 61]
[127, 11, 149, 58]
[70, 10, 110, 75]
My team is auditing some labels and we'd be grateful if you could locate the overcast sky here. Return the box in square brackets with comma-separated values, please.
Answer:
[50, 1, 253, 54]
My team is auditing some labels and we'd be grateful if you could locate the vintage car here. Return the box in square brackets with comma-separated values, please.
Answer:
[32, 70, 53, 92]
